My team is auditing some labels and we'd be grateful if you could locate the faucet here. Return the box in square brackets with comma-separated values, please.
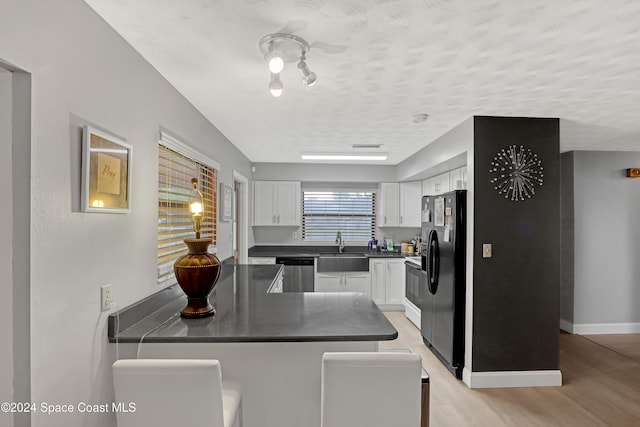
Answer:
[335, 231, 345, 253]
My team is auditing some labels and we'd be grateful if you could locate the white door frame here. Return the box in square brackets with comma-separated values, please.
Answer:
[232, 170, 249, 264]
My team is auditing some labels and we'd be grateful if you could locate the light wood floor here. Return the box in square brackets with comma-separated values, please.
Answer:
[583, 333, 640, 364]
[379, 311, 640, 427]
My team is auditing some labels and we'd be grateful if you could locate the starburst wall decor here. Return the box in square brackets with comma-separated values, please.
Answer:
[489, 145, 544, 201]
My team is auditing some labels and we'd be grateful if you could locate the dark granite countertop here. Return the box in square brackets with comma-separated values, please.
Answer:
[248, 245, 412, 258]
[108, 264, 398, 344]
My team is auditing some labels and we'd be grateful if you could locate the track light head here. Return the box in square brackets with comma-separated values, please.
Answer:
[269, 73, 283, 97]
[298, 59, 317, 87]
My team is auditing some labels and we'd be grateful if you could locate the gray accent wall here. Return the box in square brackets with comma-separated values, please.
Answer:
[570, 151, 640, 325]
[472, 116, 560, 372]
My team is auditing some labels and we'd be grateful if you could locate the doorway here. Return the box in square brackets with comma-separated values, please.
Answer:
[232, 170, 249, 264]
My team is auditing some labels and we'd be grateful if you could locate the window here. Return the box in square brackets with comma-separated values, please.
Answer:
[157, 133, 218, 287]
[302, 191, 376, 241]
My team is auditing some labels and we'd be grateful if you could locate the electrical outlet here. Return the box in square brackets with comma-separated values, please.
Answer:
[101, 284, 113, 312]
[482, 244, 492, 258]
[292, 231, 297, 239]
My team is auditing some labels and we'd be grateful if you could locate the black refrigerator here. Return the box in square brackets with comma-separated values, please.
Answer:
[420, 190, 466, 378]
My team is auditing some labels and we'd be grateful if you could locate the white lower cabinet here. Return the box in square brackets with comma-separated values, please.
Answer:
[370, 258, 406, 309]
[315, 271, 371, 295]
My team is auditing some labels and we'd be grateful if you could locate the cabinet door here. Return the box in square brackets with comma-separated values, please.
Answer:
[370, 259, 386, 305]
[315, 274, 343, 292]
[449, 167, 467, 190]
[422, 178, 434, 196]
[434, 172, 451, 195]
[460, 166, 467, 189]
[385, 259, 406, 305]
[253, 181, 276, 225]
[344, 272, 371, 295]
[400, 181, 421, 227]
[379, 183, 400, 226]
[276, 181, 301, 226]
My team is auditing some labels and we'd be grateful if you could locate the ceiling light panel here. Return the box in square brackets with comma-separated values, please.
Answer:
[301, 153, 388, 161]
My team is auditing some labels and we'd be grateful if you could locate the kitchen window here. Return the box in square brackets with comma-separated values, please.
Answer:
[157, 132, 218, 287]
[302, 190, 376, 241]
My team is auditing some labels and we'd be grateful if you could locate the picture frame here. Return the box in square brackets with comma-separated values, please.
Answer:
[220, 183, 233, 222]
[81, 125, 132, 213]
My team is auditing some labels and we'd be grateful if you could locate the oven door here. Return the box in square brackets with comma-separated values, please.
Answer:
[405, 260, 423, 306]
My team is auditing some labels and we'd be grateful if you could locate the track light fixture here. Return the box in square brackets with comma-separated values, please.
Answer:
[259, 33, 317, 97]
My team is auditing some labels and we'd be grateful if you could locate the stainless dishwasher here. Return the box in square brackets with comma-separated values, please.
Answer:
[275, 256, 315, 292]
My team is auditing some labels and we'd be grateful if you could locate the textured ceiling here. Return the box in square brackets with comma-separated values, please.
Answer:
[85, 0, 640, 165]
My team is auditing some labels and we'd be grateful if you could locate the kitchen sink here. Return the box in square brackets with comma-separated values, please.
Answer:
[316, 253, 369, 272]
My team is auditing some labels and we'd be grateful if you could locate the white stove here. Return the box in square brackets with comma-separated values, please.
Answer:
[404, 256, 421, 267]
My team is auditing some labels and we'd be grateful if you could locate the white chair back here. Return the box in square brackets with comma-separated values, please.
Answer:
[113, 359, 241, 427]
[321, 352, 422, 427]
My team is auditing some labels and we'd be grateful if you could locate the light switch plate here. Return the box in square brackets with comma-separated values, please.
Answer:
[482, 244, 492, 258]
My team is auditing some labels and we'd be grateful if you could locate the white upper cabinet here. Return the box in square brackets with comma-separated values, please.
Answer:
[379, 182, 421, 227]
[422, 173, 449, 196]
[253, 181, 277, 225]
[253, 181, 301, 226]
[434, 172, 451, 195]
[275, 181, 301, 225]
[399, 181, 421, 227]
[421, 178, 434, 196]
[449, 166, 468, 190]
[379, 182, 400, 227]
[421, 166, 467, 196]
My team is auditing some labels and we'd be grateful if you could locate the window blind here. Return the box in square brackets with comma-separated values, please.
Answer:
[158, 143, 217, 287]
[302, 191, 376, 241]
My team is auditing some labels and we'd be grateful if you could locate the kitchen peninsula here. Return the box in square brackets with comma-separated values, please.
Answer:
[109, 264, 398, 427]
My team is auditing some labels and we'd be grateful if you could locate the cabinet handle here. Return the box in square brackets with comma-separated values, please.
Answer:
[277, 215, 280, 223]
[400, 215, 403, 224]
[384, 215, 387, 224]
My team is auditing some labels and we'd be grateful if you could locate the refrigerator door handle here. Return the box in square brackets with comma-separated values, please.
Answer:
[427, 229, 440, 295]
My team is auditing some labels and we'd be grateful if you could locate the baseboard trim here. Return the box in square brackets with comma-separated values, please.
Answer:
[573, 322, 640, 335]
[462, 369, 562, 388]
[560, 319, 574, 333]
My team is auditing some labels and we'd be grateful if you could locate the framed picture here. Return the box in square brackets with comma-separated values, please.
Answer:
[220, 183, 233, 222]
[81, 125, 132, 213]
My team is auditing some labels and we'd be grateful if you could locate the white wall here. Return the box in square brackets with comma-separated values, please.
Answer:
[571, 151, 640, 331]
[0, 1, 252, 426]
[0, 69, 14, 426]
[252, 162, 397, 182]
[395, 118, 472, 182]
